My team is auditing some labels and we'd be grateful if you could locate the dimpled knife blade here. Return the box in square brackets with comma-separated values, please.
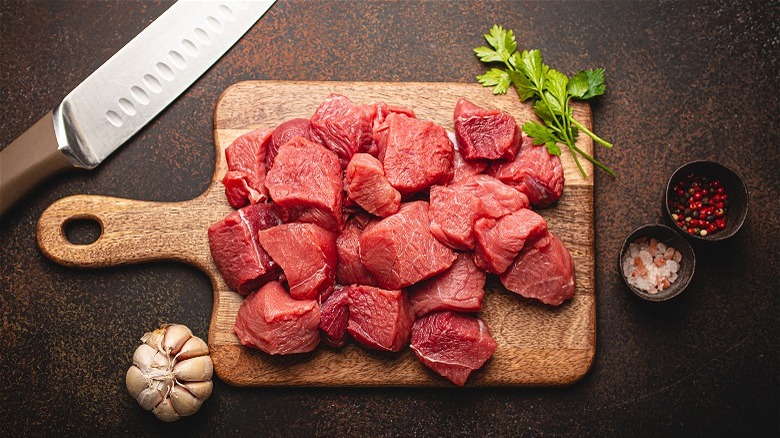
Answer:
[54, 1, 275, 169]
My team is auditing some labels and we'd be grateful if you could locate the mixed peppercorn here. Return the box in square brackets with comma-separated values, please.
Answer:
[668, 174, 728, 237]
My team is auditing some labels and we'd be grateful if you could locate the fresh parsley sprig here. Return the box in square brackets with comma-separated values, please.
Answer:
[474, 25, 615, 178]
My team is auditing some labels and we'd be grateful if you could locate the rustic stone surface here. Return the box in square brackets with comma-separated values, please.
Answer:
[0, 0, 777, 436]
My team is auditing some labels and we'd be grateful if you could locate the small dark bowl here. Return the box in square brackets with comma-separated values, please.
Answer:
[663, 160, 748, 242]
[619, 224, 696, 302]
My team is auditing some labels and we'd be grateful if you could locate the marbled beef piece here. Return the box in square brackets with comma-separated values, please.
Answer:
[487, 135, 564, 208]
[222, 128, 273, 208]
[377, 113, 454, 196]
[453, 98, 521, 161]
[451, 174, 529, 219]
[500, 231, 576, 306]
[319, 285, 350, 348]
[451, 144, 488, 184]
[258, 222, 337, 302]
[309, 94, 376, 167]
[264, 136, 343, 232]
[335, 217, 378, 287]
[473, 209, 548, 274]
[428, 185, 482, 250]
[410, 311, 497, 386]
[267, 118, 311, 168]
[345, 153, 401, 217]
[222, 172, 263, 208]
[371, 103, 417, 159]
[233, 281, 321, 355]
[207, 203, 282, 295]
[347, 285, 412, 352]
[429, 175, 529, 251]
[373, 102, 416, 129]
[360, 201, 457, 290]
[409, 253, 485, 318]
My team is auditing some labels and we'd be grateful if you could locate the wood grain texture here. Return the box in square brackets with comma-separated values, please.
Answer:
[37, 81, 595, 387]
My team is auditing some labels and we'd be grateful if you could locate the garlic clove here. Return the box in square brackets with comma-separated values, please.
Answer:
[125, 365, 149, 399]
[173, 355, 213, 382]
[176, 335, 209, 361]
[141, 327, 167, 352]
[137, 387, 165, 412]
[152, 397, 180, 422]
[152, 351, 170, 370]
[162, 324, 192, 356]
[182, 380, 213, 401]
[170, 385, 203, 417]
[132, 344, 158, 372]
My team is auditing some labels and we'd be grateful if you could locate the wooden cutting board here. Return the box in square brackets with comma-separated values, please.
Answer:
[37, 81, 595, 387]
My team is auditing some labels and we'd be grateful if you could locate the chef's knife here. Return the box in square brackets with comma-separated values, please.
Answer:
[0, 0, 276, 216]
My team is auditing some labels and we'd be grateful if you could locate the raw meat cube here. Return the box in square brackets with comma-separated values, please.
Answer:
[207, 203, 282, 295]
[371, 103, 417, 159]
[429, 175, 528, 251]
[347, 285, 412, 352]
[319, 285, 350, 348]
[451, 140, 488, 184]
[268, 118, 312, 168]
[409, 253, 485, 318]
[360, 201, 457, 289]
[309, 94, 376, 167]
[222, 171, 264, 208]
[451, 174, 529, 219]
[233, 281, 321, 355]
[264, 136, 343, 232]
[377, 113, 454, 196]
[335, 217, 378, 286]
[410, 311, 497, 386]
[428, 185, 482, 250]
[372, 102, 416, 130]
[258, 222, 337, 301]
[453, 98, 521, 161]
[473, 208, 548, 274]
[487, 135, 564, 208]
[222, 128, 273, 208]
[345, 153, 401, 217]
[500, 231, 576, 306]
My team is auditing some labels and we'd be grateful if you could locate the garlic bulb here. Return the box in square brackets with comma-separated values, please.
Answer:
[126, 324, 213, 422]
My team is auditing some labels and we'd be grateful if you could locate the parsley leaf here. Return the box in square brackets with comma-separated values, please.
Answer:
[522, 121, 562, 155]
[476, 68, 512, 94]
[474, 26, 615, 178]
[483, 25, 517, 62]
[474, 46, 504, 64]
[567, 72, 590, 99]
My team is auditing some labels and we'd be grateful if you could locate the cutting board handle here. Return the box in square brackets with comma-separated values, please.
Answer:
[37, 192, 228, 272]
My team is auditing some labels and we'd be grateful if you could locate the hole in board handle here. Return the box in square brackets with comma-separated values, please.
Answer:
[63, 216, 103, 246]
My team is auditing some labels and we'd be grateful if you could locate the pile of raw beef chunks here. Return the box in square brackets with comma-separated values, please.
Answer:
[208, 94, 575, 385]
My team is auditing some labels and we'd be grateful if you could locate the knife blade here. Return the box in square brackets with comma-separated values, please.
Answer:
[0, 0, 276, 216]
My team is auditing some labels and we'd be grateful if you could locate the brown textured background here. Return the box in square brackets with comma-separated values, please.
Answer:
[1, 0, 778, 436]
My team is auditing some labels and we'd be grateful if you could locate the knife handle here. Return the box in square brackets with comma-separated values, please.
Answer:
[0, 111, 74, 216]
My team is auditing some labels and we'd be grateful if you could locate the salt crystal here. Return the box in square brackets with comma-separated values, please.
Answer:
[649, 238, 659, 254]
[622, 237, 685, 294]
